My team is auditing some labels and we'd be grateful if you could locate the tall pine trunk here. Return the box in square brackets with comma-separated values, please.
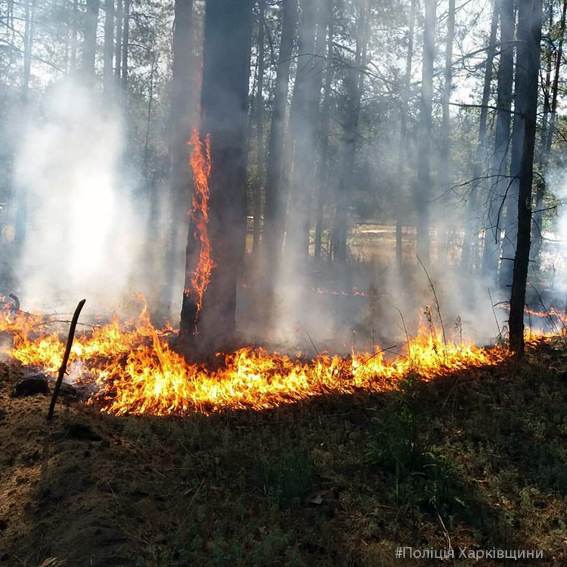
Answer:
[508, 0, 543, 353]
[83, 0, 100, 77]
[121, 0, 130, 90]
[396, 0, 416, 265]
[482, 0, 515, 281]
[165, 0, 194, 312]
[461, 0, 499, 270]
[285, 0, 322, 260]
[180, 0, 252, 351]
[103, 0, 114, 100]
[437, 0, 455, 264]
[115, 0, 123, 80]
[532, 0, 567, 266]
[252, 0, 266, 253]
[263, 0, 297, 267]
[314, 0, 334, 259]
[331, 0, 368, 262]
[415, 0, 436, 264]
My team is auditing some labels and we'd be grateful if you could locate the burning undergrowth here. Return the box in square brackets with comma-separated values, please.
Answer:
[0, 293, 543, 417]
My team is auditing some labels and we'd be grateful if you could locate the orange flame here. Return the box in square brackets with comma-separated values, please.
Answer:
[185, 128, 215, 327]
[1, 299, 547, 416]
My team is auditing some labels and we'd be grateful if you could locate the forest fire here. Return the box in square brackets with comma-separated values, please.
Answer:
[0, 300, 519, 416]
[185, 127, 215, 327]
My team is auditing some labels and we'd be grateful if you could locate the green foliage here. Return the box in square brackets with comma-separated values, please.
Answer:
[367, 372, 464, 518]
[255, 450, 317, 507]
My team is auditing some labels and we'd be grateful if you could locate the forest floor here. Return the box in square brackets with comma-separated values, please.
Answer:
[1, 338, 567, 566]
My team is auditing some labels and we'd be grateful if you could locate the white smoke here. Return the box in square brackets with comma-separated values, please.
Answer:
[14, 78, 147, 318]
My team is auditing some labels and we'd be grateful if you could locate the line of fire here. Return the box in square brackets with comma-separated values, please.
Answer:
[1, 0, 567, 564]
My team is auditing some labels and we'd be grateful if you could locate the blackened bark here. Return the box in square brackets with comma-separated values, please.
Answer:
[509, 0, 543, 354]
[180, 0, 252, 351]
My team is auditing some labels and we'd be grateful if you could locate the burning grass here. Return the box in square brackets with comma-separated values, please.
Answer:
[0, 295, 542, 417]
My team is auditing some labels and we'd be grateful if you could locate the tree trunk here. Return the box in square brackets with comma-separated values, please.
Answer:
[252, 0, 266, 253]
[331, 0, 368, 262]
[22, 0, 35, 103]
[508, 0, 543, 353]
[121, 0, 130, 90]
[165, 0, 194, 312]
[285, 0, 323, 261]
[103, 0, 114, 100]
[15, 0, 35, 254]
[83, 0, 100, 77]
[396, 0, 416, 265]
[461, 0, 499, 270]
[314, 0, 334, 259]
[415, 0, 436, 264]
[532, 0, 566, 266]
[115, 0, 123, 80]
[263, 0, 297, 267]
[179, 0, 252, 352]
[70, 0, 78, 72]
[437, 0, 455, 264]
[482, 0, 515, 281]
[499, 0, 533, 289]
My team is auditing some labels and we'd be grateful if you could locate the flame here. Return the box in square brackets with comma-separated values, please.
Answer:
[185, 128, 215, 326]
[0, 299, 537, 416]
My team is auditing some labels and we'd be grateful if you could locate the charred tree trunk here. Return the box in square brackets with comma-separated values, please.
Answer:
[482, 0, 515, 281]
[415, 0, 436, 264]
[252, 0, 266, 253]
[396, 0, 416, 265]
[165, 0, 194, 311]
[180, 0, 252, 351]
[103, 0, 114, 99]
[461, 0, 499, 270]
[532, 0, 566, 266]
[83, 0, 99, 77]
[263, 0, 297, 267]
[509, 0, 543, 354]
[314, 0, 334, 259]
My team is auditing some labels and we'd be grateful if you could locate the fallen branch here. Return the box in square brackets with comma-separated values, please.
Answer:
[47, 299, 86, 421]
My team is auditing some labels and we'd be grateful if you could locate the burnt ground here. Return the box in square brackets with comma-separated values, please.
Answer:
[1, 340, 567, 566]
